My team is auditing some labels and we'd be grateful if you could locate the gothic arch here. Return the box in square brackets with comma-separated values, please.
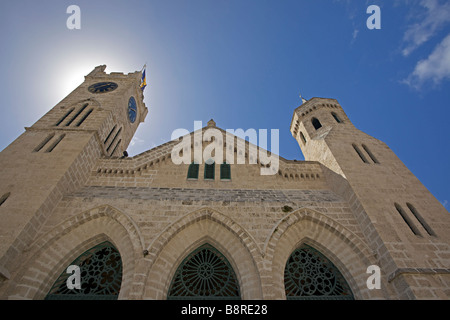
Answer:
[167, 243, 241, 299]
[143, 208, 262, 299]
[67, 98, 101, 109]
[266, 207, 383, 299]
[144, 207, 262, 263]
[8, 205, 143, 300]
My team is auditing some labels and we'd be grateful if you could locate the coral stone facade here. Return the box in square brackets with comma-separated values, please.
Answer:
[0, 66, 449, 300]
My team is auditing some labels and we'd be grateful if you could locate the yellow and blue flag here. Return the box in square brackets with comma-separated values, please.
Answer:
[140, 65, 147, 91]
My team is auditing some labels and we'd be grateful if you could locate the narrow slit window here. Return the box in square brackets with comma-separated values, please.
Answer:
[352, 144, 369, 164]
[107, 127, 122, 152]
[220, 162, 231, 180]
[331, 112, 342, 123]
[0, 192, 10, 207]
[75, 108, 93, 127]
[362, 144, 379, 164]
[65, 104, 88, 126]
[34, 133, 55, 152]
[110, 139, 121, 156]
[311, 117, 322, 130]
[395, 203, 422, 236]
[406, 203, 436, 237]
[55, 108, 75, 126]
[300, 132, 307, 144]
[45, 134, 65, 153]
[187, 162, 199, 179]
[204, 160, 215, 180]
[104, 125, 117, 144]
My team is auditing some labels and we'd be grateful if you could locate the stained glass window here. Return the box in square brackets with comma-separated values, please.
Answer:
[45, 241, 122, 300]
[167, 244, 241, 300]
[284, 245, 354, 300]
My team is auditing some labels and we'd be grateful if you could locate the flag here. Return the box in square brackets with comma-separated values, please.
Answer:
[140, 65, 147, 91]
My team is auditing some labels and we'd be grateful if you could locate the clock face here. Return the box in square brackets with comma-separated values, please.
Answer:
[128, 97, 137, 123]
[88, 82, 118, 94]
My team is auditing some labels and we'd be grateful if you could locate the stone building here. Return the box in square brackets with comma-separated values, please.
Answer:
[0, 65, 449, 300]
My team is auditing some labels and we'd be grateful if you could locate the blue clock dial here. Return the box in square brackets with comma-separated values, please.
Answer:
[88, 82, 118, 93]
[128, 97, 137, 123]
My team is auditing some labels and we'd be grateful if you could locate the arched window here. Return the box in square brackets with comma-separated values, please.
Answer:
[187, 162, 199, 179]
[220, 162, 231, 180]
[284, 244, 353, 300]
[311, 117, 322, 130]
[204, 160, 215, 180]
[331, 112, 342, 123]
[167, 244, 241, 300]
[45, 241, 123, 300]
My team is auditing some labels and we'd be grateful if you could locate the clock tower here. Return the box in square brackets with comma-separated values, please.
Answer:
[0, 65, 148, 275]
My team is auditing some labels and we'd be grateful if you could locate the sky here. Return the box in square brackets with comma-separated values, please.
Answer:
[0, 0, 449, 209]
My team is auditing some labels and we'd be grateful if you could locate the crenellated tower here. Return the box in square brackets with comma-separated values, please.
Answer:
[290, 97, 450, 298]
[0, 65, 148, 278]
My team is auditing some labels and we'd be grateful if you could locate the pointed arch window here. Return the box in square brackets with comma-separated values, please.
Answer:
[284, 244, 354, 300]
[311, 117, 322, 130]
[167, 244, 241, 300]
[45, 241, 122, 300]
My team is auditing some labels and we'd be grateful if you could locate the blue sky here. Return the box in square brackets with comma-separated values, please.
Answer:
[0, 0, 449, 208]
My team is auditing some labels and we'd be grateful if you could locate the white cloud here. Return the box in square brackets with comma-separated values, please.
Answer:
[352, 28, 359, 42]
[403, 33, 450, 88]
[402, 0, 450, 56]
[129, 136, 145, 147]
